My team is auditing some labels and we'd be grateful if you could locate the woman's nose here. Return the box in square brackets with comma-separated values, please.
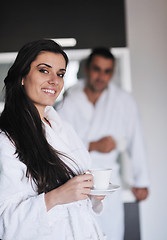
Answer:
[48, 74, 59, 85]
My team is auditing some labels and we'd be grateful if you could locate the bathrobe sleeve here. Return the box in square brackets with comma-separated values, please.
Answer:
[125, 96, 150, 188]
[0, 133, 52, 239]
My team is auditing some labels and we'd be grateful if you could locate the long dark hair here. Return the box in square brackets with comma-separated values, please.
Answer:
[0, 39, 80, 194]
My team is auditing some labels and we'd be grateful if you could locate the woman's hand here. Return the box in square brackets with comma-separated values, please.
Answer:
[45, 174, 94, 211]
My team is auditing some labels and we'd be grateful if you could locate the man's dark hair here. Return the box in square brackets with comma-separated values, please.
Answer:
[86, 47, 115, 68]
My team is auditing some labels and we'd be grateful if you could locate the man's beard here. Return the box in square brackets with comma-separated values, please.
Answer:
[88, 79, 108, 93]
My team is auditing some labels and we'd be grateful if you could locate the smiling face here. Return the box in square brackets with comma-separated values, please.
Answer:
[22, 51, 66, 117]
[86, 55, 114, 92]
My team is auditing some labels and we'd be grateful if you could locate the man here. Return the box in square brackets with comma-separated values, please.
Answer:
[57, 48, 149, 240]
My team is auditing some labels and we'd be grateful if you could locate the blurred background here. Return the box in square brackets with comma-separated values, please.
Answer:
[0, 0, 167, 239]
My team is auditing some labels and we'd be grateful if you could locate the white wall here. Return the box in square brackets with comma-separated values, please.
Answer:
[126, 0, 167, 239]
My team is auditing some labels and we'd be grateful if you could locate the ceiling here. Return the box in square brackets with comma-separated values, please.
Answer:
[0, 0, 126, 52]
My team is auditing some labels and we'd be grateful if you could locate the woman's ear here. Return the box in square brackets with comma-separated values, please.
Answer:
[21, 78, 24, 86]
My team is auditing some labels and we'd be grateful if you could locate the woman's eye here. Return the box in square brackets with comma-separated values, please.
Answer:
[57, 73, 64, 78]
[39, 69, 48, 74]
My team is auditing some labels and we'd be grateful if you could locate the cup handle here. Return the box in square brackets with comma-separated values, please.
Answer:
[85, 171, 95, 189]
[85, 170, 94, 176]
[85, 171, 94, 177]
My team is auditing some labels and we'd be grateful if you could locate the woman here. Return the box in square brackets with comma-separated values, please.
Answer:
[0, 39, 105, 240]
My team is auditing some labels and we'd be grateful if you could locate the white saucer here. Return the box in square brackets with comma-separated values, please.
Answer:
[89, 184, 120, 196]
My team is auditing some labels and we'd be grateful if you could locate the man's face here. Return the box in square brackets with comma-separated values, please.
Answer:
[86, 55, 114, 92]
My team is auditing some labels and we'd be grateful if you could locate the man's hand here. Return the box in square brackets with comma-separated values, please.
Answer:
[132, 187, 149, 201]
[89, 136, 116, 153]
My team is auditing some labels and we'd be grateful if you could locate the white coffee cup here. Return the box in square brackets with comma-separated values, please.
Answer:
[87, 168, 112, 190]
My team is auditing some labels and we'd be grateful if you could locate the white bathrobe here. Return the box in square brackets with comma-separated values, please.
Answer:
[57, 81, 150, 240]
[0, 106, 105, 240]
